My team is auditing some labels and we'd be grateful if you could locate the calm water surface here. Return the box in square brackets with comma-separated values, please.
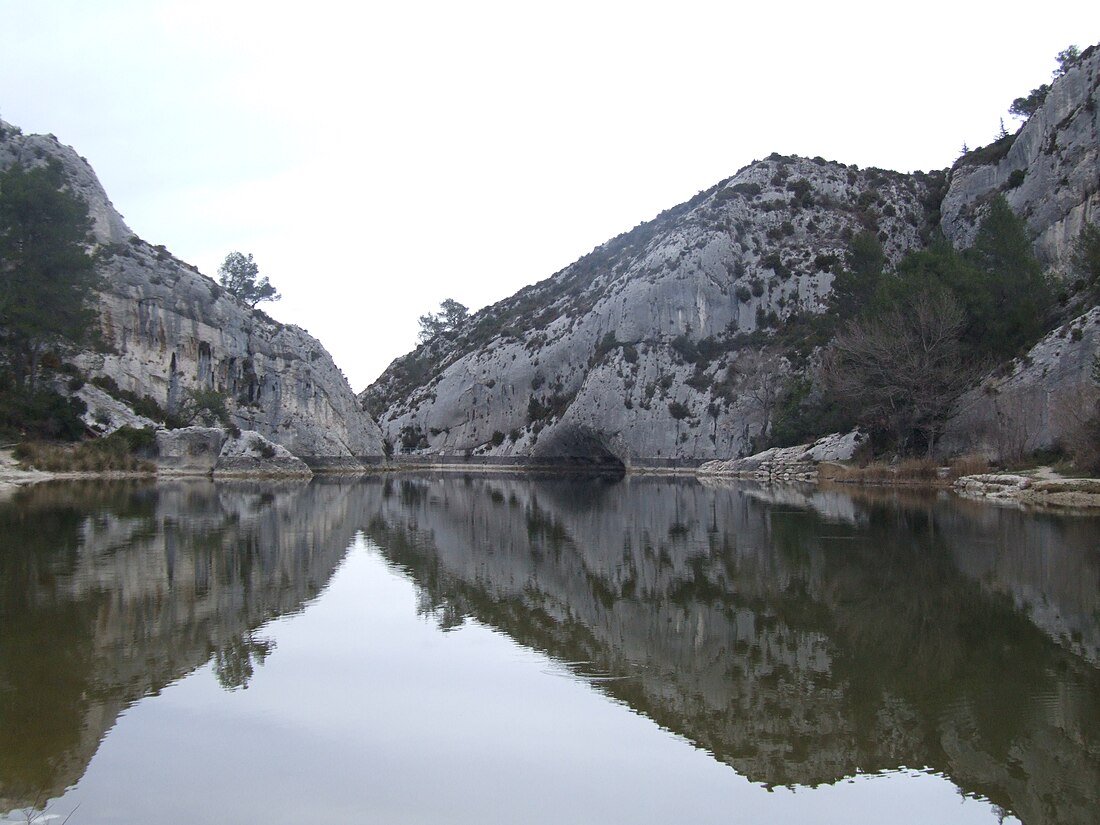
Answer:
[1, 475, 1098, 824]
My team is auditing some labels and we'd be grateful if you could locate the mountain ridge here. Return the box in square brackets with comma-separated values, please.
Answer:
[363, 43, 1100, 467]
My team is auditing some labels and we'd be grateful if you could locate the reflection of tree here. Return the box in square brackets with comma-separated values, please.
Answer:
[0, 479, 355, 810]
[213, 633, 275, 690]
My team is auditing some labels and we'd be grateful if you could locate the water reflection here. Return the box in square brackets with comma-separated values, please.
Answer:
[0, 475, 1097, 825]
[0, 479, 360, 811]
[363, 475, 1100, 825]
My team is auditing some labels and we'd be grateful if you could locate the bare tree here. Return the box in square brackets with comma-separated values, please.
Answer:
[826, 293, 979, 455]
[733, 349, 785, 447]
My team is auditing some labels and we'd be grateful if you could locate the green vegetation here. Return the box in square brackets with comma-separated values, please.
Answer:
[418, 298, 469, 343]
[829, 231, 884, 319]
[1065, 355, 1100, 474]
[0, 161, 99, 441]
[1069, 223, 1100, 305]
[0, 383, 86, 441]
[218, 251, 280, 308]
[667, 401, 690, 421]
[0, 161, 97, 388]
[175, 387, 232, 428]
[876, 198, 1052, 361]
[1009, 85, 1049, 120]
[1009, 45, 1080, 120]
[91, 375, 169, 424]
[399, 424, 428, 451]
[775, 195, 1053, 456]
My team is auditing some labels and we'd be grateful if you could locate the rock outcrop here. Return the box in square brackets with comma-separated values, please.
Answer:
[698, 430, 864, 480]
[954, 472, 1100, 509]
[0, 120, 383, 461]
[155, 427, 313, 477]
[365, 158, 941, 464]
[941, 44, 1100, 267]
[942, 306, 1100, 457]
[363, 44, 1100, 467]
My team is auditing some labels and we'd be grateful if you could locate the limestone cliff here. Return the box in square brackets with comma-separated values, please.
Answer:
[365, 42, 1100, 465]
[365, 158, 941, 464]
[0, 120, 382, 459]
[941, 44, 1100, 266]
[936, 44, 1100, 457]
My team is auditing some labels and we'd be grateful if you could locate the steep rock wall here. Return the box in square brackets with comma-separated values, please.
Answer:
[941, 307, 1100, 457]
[367, 43, 1100, 465]
[941, 45, 1100, 265]
[366, 156, 939, 463]
[0, 121, 382, 458]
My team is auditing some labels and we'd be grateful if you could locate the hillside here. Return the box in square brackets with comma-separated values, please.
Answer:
[0, 122, 383, 460]
[364, 44, 1100, 467]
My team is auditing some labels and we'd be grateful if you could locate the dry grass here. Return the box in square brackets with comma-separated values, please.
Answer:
[822, 453, 997, 486]
[946, 453, 991, 479]
[14, 438, 155, 473]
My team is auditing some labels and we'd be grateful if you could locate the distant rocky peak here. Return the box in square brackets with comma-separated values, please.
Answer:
[0, 121, 133, 245]
[942, 43, 1100, 265]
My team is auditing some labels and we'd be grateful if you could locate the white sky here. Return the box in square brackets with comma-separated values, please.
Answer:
[1, 1, 1096, 390]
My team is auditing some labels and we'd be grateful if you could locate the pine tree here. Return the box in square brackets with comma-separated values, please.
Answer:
[0, 160, 97, 388]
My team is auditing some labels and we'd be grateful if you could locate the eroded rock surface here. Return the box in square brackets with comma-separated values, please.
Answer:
[365, 159, 939, 464]
[365, 45, 1100, 466]
[0, 120, 382, 460]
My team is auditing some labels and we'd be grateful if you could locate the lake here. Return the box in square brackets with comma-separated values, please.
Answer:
[1, 475, 1098, 824]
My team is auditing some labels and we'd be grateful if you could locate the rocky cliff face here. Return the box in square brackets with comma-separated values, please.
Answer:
[0, 120, 382, 459]
[365, 44, 1100, 465]
[365, 158, 941, 464]
[935, 45, 1100, 458]
[942, 44, 1100, 266]
[942, 306, 1100, 457]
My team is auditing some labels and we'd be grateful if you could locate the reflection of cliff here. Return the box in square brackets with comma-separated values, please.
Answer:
[361, 476, 1100, 825]
[0, 480, 361, 811]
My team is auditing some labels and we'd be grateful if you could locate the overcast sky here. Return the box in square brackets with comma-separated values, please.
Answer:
[1, 1, 1095, 389]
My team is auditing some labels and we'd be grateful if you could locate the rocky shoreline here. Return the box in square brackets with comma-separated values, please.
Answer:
[5, 438, 1100, 511]
[953, 473, 1100, 510]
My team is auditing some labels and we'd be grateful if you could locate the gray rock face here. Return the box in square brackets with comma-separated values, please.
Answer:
[366, 45, 1100, 466]
[699, 431, 864, 479]
[366, 157, 940, 463]
[156, 427, 229, 474]
[941, 45, 1100, 266]
[0, 121, 131, 246]
[214, 430, 313, 477]
[941, 307, 1100, 458]
[155, 426, 313, 476]
[0, 121, 382, 460]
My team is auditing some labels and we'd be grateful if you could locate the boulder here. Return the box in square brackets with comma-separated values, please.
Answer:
[155, 427, 227, 474]
[698, 431, 863, 480]
[213, 431, 313, 478]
